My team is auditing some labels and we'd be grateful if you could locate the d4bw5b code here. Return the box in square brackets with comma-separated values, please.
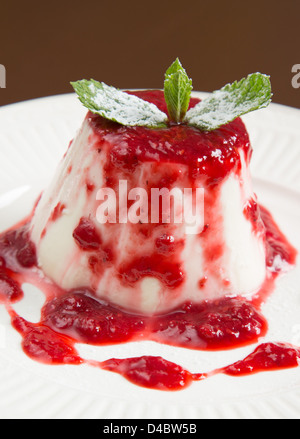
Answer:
[147, 424, 197, 434]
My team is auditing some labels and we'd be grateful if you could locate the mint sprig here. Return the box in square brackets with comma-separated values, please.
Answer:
[185, 73, 272, 131]
[71, 79, 168, 128]
[163, 58, 193, 123]
[71, 61, 272, 132]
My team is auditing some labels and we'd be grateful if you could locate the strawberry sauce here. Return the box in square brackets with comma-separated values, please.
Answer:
[0, 202, 297, 391]
[90, 90, 250, 186]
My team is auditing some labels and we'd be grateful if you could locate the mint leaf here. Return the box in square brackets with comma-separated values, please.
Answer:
[71, 79, 168, 128]
[185, 73, 272, 131]
[164, 58, 193, 123]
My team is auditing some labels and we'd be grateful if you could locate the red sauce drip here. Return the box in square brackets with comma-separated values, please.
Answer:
[0, 269, 23, 303]
[50, 202, 65, 222]
[119, 256, 185, 289]
[42, 291, 146, 345]
[97, 342, 300, 390]
[149, 298, 267, 350]
[222, 342, 300, 376]
[89, 90, 250, 185]
[243, 197, 265, 235]
[9, 309, 83, 365]
[198, 276, 208, 289]
[155, 234, 184, 255]
[72, 218, 115, 272]
[37, 291, 266, 350]
[260, 206, 297, 270]
[0, 225, 37, 269]
[100, 356, 196, 391]
[86, 181, 95, 192]
[73, 217, 102, 251]
[7, 301, 300, 391]
[0, 198, 297, 391]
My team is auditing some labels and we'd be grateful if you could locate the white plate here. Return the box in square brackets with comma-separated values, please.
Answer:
[0, 93, 299, 419]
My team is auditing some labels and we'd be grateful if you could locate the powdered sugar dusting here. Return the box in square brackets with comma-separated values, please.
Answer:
[185, 89, 251, 130]
[185, 73, 272, 131]
[88, 82, 168, 127]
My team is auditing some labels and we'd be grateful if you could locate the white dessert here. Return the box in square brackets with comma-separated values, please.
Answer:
[30, 91, 267, 315]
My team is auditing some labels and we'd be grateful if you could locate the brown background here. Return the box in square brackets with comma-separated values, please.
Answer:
[0, 0, 299, 108]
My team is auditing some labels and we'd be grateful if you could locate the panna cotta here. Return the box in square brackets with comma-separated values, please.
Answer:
[0, 65, 298, 392]
[30, 90, 267, 314]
